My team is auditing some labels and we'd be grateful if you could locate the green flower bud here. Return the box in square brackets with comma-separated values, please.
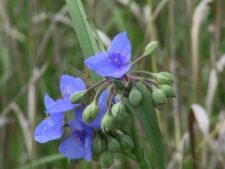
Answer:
[144, 41, 158, 56]
[129, 87, 143, 106]
[111, 102, 125, 118]
[70, 90, 87, 103]
[99, 151, 113, 168]
[120, 135, 134, 150]
[159, 85, 175, 98]
[93, 135, 106, 154]
[125, 81, 132, 90]
[107, 137, 121, 152]
[112, 79, 124, 90]
[101, 112, 114, 133]
[82, 101, 99, 123]
[152, 88, 167, 105]
[155, 72, 174, 85]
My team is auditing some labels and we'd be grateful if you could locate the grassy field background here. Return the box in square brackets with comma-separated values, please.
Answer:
[0, 0, 225, 168]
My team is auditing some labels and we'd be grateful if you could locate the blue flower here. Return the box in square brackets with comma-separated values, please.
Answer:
[47, 75, 86, 113]
[85, 32, 131, 78]
[33, 95, 64, 143]
[59, 113, 94, 161]
[58, 91, 108, 160]
[75, 90, 108, 129]
[34, 75, 86, 143]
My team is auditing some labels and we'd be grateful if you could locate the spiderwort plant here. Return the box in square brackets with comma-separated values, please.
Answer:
[34, 32, 175, 168]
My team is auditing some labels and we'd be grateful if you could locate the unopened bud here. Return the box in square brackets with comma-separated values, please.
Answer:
[93, 135, 106, 154]
[159, 85, 175, 98]
[152, 88, 167, 105]
[120, 135, 134, 150]
[155, 72, 174, 85]
[99, 151, 113, 168]
[70, 90, 87, 103]
[111, 102, 125, 118]
[125, 81, 132, 90]
[82, 101, 99, 123]
[101, 112, 114, 133]
[107, 137, 121, 152]
[129, 87, 143, 106]
[144, 41, 158, 56]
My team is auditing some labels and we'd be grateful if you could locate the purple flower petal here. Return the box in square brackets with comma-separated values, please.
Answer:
[85, 52, 114, 72]
[46, 98, 74, 114]
[74, 106, 86, 123]
[109, 32, 131, 62]
[60, 75, 86, 98]
[44, 94, 55, 109]
[83, 135, 93, 161]
[58, 132, 84, 160]
[69, 118, 83, 131]
[33, 113, 64, 143]
[85, 52, 131, 78]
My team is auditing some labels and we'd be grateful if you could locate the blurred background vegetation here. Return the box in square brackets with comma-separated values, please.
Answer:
[0, 0, 225, 168]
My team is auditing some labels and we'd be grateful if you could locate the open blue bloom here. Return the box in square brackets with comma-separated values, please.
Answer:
[75, 90, 108, 129]
[85, 32, 131, 78]
[34, 75, 85, 143]
[58, 115, 94, 161]
[33, 95, 64, 143]
[47, 75, 86, 113]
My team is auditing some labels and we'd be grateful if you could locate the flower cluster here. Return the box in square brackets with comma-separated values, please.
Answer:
[34, 32, 174, 167]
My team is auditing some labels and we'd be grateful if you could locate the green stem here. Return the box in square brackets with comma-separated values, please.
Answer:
[132, 54, 145, 66]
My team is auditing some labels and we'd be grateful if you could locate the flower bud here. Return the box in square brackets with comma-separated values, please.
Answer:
[82, 101, 99, 123]
[144, 41, 158, 56]
[93, 135, 106, 154]
[101, 112, 114, 133]
[152, 88, 167, 105]
[159, 85, 175, 98]
[70, 90, 87, 103]
[107, 137, 121, 152]
[120, 135, 134, 150]
[111, 102, 125, 118]
[129, 87, 143, 106]
[99, 151, 113, 168]
[112, 79, 124, 90]
[125, 81, 132, 90]
[155, 72, 174, 85]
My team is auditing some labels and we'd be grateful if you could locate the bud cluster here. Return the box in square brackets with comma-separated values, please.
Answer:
[66, 41, 175, 167]
[92, 130, 134, 168]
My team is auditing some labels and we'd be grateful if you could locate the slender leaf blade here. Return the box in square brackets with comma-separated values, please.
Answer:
[124, 82, 165, 169]
[16, 154, 64, 169]
[65, 0, 102, 83]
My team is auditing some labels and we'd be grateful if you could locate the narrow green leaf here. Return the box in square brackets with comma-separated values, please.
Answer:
[16, 154, 64, 169]
[65, 0, 102, 83]
[129, 112, 152, 169]
[124, 82, 165, 169]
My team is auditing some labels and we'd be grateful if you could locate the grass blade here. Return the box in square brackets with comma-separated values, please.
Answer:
[16, 154, 64, 169]
[65, 0, 102, 83]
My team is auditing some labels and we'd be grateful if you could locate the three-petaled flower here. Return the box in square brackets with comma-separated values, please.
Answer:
[85, 32, 131, 78]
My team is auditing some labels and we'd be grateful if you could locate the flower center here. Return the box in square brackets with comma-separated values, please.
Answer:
[73, 129, 86, 145]
[108, 51, 123, 67]
[62, 86, 72, 97]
